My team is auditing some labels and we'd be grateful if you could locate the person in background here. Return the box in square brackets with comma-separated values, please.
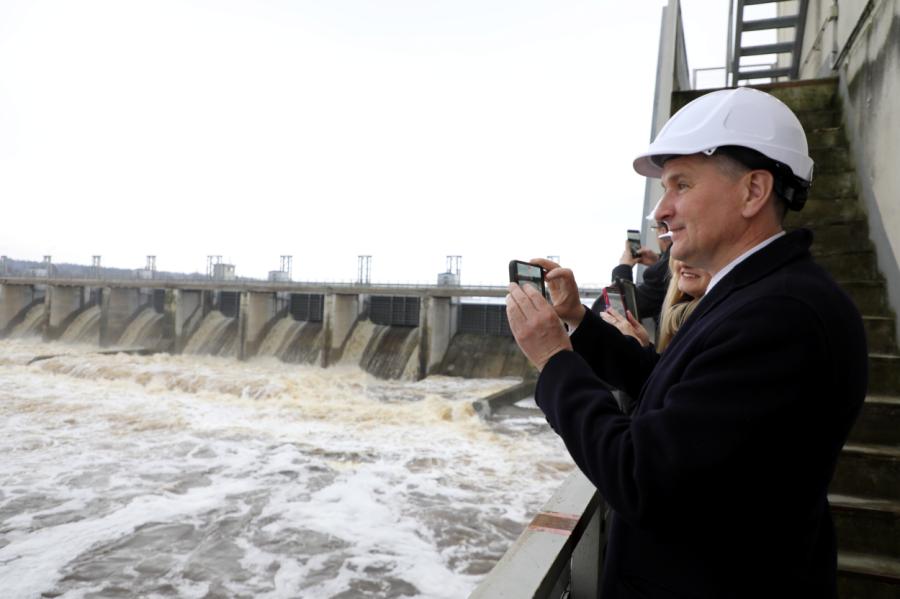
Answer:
[609, 221, 673, 322]
[601, 257, 711, 352]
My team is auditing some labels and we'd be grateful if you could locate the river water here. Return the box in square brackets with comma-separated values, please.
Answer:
[0, 339, 573, 599]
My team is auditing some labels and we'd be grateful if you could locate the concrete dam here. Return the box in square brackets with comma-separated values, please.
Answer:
[0, 276, 584, 380]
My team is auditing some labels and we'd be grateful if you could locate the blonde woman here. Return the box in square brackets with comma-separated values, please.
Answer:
[600, 256, 711, 352]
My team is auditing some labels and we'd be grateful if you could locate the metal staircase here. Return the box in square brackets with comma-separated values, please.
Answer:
[729, 0, 810, 85]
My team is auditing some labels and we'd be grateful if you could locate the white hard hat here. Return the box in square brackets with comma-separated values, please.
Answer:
[633, 87, 814, 184]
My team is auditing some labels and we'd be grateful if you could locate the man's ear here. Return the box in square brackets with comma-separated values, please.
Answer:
[740, 170, 775, 219]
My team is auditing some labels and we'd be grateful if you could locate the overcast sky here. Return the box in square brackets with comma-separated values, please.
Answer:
[0, 1, 736, 286]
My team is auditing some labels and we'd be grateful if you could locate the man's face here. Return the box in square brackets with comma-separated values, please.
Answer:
[654, 154, 746, 273]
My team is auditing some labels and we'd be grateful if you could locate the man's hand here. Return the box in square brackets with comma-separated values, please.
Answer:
[529, 258, 586, 330]
[506, 282, 573, 371]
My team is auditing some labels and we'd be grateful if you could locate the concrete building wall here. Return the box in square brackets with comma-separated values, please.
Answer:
[166, 289, 204, 352]
[100, 287, 141, 346]
[0, 284, 34, 332]
[420, 296, 456, 377]
[47, 286, 83, 340]
[322, 293, 360, 367]
[239, 291, 276, 359]
[789, 0, 900, 331]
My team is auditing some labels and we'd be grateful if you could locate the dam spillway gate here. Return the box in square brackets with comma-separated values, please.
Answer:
[0, 277, 603, 379]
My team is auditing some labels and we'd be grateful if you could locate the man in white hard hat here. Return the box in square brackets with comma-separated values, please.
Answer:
[507, 87, 868, 597]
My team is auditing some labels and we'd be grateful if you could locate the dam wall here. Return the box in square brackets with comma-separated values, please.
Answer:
[99, 287, 142, 347]
[0, 284, 40, 334]
[0, 277, 584, 380]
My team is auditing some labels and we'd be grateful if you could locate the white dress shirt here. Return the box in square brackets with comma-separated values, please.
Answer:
[705, 230, 786, 294]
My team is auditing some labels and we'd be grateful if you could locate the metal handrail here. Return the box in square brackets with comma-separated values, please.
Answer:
[0, 275, 606, 300]
[470, 471, 607, 599]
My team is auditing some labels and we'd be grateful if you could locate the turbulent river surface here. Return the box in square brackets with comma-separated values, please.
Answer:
[0, 339, 573, 599]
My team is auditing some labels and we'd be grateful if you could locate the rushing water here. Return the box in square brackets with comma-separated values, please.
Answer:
[0, 339, 573, 599]
[118, 308, 164, 349]
[59, 306, 101, 345]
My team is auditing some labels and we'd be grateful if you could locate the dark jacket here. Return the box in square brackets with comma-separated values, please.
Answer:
[536, 230, 867, 598]
[611, 248, 671, 320]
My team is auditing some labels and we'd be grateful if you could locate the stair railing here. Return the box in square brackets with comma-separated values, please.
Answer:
[728, 0, 810, 86]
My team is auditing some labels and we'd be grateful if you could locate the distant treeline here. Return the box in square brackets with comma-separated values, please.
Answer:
[1, 258, 206, 280]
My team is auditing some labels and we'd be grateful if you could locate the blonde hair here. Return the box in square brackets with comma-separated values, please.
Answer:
[657, 256, 703, 352]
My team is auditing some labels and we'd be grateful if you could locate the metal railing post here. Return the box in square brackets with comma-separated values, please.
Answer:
[570, 504, 608, 598]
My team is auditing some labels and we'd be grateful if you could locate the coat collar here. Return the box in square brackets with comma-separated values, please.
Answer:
[668, 228, 813, 347]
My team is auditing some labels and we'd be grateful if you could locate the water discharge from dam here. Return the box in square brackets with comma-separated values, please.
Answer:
[118, 306, 165, 348]
[9, 303, 46, 338]
[183, 311, 239, 357]
[0, 339, 573, 598]
[59, 305, 101, 344]
[257, 318, 323, 365]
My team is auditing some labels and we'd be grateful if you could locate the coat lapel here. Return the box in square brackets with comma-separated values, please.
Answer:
[639, 229, 814, 396]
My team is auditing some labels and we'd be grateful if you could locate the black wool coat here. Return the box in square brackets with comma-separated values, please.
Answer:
[536, 230, 868, 598]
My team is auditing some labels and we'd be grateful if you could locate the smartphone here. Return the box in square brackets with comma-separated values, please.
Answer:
[602, 286, 626, 314]
[616, 278, 640, 320]
[509, 260, 549, 300]
[627, 229, 641, 258]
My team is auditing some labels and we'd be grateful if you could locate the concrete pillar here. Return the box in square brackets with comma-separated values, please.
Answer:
[165, 289, 204, 353]
[322, 293, 360, 367]
[47, 285, 84, 340]
[0, 284, 35, 333]
[100, 287, 141, 347]
[238, 291, 276, 360]
[419, 296, 456, 378]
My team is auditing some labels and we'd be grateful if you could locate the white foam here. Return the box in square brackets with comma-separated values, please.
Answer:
[0, 339, 573, 598]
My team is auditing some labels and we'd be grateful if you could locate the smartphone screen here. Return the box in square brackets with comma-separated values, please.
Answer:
[602, 287, 626, 313]
[627, 229, 641, 258]
[509, 260, 548, 299]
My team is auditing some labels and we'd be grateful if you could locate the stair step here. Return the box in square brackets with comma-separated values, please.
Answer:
[742, 0, 798, 5]
[810, 126, 846, 149]
[833, 444, 900, 501]
[809, 145, 855, 174]
[832, 494, 900, 559]
[870, 354, 900, 396]
[863, 318, 899, 355]
[737, 66, 793, 81]
[815, 249, 879, 280]
[838, 551, 900, 598]
[809, 171, 857, 199]
[802, 220, 872, 253]
[837, 280, 889, 315]
[739, 41, 796, 57]
[849, 396, 900, 448]
[788, 197, 863, 225]
[796, 109, 842, 131]
[741, 16, 800, 32]
[755, 79, 838, 112]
